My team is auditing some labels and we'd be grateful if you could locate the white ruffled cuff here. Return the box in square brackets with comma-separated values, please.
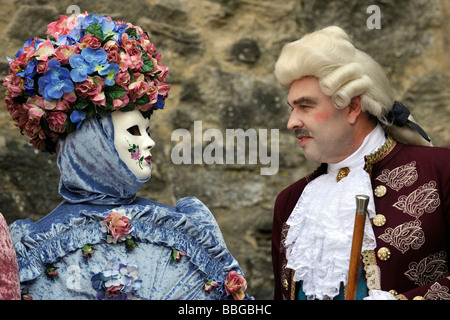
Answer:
[363, 290, 397, 300]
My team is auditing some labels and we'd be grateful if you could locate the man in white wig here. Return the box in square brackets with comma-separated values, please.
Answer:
[271, 26, 450, 300]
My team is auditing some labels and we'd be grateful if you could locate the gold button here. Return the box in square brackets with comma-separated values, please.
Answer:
[389, 289, 398, 296]
[374, 185, 387, 197]
[337, 167, 350, 182]
[283, 279, 289, 290]
[413, 296, 425, 300]
[377, 247, 391, 261]
[373, 214, 386, 227]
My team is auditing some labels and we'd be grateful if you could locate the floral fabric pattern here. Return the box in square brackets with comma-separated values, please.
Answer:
[91, 258, 141, 300]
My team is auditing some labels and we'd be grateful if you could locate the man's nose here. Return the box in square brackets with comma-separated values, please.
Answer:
[287, 111, 303, 130]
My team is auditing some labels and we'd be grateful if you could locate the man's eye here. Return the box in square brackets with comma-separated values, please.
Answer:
[127, 125, 141, 136]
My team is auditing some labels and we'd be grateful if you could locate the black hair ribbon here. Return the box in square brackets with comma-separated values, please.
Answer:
[388, 101, 431, 142]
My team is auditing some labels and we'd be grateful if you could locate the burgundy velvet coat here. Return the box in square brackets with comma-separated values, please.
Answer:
[272, 138, 450, 300]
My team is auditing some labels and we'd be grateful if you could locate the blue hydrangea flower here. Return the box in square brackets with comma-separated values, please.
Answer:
[153, 94, 166, 110]
[70, 110, 86, 129]
[69, 48, 119, 85]
[69, 54, 93, 82]
[91, 258, 142, 300]
[82, 48, 109, 72]
[101, 19, 127, 43]
[103, 63, 120, 86]
[37, 59, 74, 101]
[56, 26, 83, 46]
[15, 38, 42, 58]
[76, 14, 127, 44]
[17, 59, 38, 95]
[77, 13, 106, 29]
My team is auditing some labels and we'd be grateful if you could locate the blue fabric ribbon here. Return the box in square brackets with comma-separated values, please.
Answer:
[389, 101, 431, 142]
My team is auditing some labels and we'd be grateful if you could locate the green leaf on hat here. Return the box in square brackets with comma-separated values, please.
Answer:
[140, 49, 154, 73]
[85, 22, 104, 41]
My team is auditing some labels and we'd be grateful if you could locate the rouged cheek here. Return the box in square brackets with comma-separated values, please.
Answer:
[314, 111, 329, 122]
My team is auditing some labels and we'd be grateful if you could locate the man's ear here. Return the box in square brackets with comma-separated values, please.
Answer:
[347, 95, 362, 125]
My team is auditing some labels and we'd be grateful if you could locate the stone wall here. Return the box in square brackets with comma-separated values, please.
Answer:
[0, 0, 448, 299]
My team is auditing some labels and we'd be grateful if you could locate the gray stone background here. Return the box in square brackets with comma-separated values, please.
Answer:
[0, 0, 448, 299]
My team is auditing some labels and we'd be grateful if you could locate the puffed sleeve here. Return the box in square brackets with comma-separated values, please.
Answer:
[0, 213, 21, 300]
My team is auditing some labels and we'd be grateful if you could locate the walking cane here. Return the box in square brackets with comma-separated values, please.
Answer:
[345, 195, 370, 300]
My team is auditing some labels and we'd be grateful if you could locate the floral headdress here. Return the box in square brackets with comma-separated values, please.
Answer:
[3, 13, 170, 152]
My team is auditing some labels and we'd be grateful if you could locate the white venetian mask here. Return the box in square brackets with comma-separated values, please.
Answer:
[111, 109, 155, 180]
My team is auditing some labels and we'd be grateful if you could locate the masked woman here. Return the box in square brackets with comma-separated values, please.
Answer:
[4, 13, 249, 300]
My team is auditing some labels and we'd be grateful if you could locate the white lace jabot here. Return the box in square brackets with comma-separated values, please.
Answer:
[284, 125, 386, 300]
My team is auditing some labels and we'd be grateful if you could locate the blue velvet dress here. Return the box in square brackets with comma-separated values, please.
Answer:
[9, 114, 250, 300]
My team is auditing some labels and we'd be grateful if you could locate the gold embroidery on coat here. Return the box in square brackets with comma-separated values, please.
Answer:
[364, 136, 396, 176]
[393, 181, 441, 218]
[378, 220, 425, 254]
[280, 222, 297, 300]
[376, 161, 418, 191]
[424, 282, 450, 300]
[362, 250, 381, 291]
[280, 222, 290, 297]
[280, 222, 289, 254]
[359, 138, 397, 292]
[404, 251, 449, 287]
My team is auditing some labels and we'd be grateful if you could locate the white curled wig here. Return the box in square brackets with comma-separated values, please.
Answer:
[274, 26, 431, 146]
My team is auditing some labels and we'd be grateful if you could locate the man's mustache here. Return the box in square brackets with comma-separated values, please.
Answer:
[294, 128, 311, 137]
